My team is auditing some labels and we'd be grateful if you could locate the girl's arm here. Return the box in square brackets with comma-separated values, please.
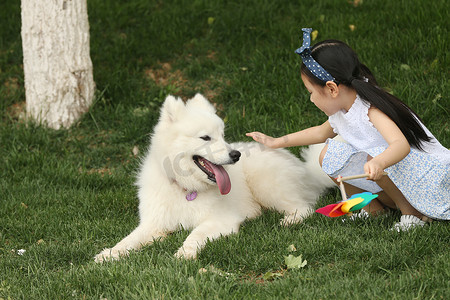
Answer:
[246, 120, 336, 149]
[366, 107, 411, 180]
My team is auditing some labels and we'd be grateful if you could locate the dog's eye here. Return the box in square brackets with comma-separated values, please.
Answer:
[200, 135, 211, 141]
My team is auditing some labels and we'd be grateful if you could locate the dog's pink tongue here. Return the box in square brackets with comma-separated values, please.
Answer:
[209, 163, 231, 195]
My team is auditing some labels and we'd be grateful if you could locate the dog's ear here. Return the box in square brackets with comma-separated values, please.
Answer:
[160, 95, 185, 123]
[186, 93, 216, 114]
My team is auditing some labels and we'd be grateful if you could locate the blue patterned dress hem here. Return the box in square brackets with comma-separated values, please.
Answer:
[322, 139, 450, 220]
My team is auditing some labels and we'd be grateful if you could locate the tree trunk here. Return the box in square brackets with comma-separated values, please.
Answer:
[21, 0, 95, 129]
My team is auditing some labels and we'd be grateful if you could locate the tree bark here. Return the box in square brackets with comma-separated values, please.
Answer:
[21, 0, 95, 129]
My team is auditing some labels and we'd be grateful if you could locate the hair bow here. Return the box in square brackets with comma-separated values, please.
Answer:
[295, 28, 336, 82]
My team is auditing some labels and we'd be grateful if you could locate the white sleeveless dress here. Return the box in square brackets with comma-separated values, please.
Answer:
[322, 95, 450, 220]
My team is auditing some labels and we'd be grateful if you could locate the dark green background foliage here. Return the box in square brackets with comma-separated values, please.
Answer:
[0, 1, 448, 299]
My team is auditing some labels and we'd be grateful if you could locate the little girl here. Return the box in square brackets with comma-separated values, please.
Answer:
[247, 28, 450, 231]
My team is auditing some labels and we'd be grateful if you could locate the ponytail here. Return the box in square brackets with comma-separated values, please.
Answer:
[300, 40, 431, 150]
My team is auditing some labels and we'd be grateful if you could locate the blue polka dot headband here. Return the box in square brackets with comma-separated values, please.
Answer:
[295, 28, 336, 82]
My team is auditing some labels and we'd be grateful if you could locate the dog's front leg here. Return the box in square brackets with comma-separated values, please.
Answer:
[95, 224, 166, 263]
[175, 218, 239, 259]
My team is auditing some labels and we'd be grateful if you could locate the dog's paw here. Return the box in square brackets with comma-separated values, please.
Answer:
[174, 246, 198, 260]
[94, 248, 128, 263]
[280, 214, 304, 226]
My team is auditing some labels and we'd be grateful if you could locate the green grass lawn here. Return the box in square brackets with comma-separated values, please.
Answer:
[1, 0, 449, 299]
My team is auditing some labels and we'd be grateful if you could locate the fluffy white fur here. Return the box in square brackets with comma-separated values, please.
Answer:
[95, 94, 334, 262]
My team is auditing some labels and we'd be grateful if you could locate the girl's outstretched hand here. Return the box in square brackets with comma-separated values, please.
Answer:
[246, 132, 278, 148]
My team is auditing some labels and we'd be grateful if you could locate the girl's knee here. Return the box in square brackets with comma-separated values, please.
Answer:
[319, 144, 328, 167]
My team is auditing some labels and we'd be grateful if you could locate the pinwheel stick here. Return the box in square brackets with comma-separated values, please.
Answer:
[336, 172, 388, 183]
[338, 179, 347, 201]
[336, 172, 388, 201]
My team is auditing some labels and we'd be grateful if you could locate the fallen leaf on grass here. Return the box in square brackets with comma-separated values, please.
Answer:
[430, 58, 438, 70]
[287, 244, 296, 252]
[431, 94, 442, 104]
[132, 146, 139, 156]
[285, 254, 307, 269]
[132, 107, 150, 117]
[348, 0, 363, 7]
[400, 64, 411, 71]
[199, 265, 234, 277]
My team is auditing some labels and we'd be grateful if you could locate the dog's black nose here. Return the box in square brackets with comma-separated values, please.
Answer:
[229, 150, 241, 163]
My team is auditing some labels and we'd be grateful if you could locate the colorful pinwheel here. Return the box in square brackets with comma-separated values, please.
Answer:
[315, 173, 386, 217]
[316, 192, 379, 217]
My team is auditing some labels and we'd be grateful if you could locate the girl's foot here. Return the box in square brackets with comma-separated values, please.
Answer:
[390, 215, 426, 232]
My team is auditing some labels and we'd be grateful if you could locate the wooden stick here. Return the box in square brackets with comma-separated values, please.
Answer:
[338, 180, 347, 201]
[337, 172, 388, 183]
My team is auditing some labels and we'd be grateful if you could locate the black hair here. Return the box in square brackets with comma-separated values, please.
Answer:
[301, 39, 431, 150]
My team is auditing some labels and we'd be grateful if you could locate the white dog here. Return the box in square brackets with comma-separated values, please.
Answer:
[95, 94, 333, 262]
